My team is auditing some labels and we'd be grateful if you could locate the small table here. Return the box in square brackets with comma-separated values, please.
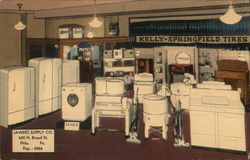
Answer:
[92, 102, 132, 136]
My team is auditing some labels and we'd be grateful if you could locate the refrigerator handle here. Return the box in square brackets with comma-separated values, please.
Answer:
[58, 66, 61, 87]
[43, 74, 46, 83]
[13, 82, 16, 92]
[76, 66, 79, 82]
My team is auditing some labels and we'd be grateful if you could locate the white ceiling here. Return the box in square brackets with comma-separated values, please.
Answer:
[0, 0, 249, 18]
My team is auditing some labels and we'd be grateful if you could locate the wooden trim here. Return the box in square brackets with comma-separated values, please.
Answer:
[27, 38, 60, 44]
[59, 36, 128, 45]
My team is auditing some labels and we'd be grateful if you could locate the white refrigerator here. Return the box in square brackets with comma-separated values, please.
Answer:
[62, 60, 80, 85]
[0, 66, 35, 128]
[29, 57, 62, 117]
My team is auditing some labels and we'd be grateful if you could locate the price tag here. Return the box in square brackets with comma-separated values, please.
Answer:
[64, 121, 80, 131]
[12, 129, 54, 152]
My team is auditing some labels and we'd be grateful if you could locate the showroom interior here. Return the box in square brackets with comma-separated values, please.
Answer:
[0, 0, 250, 160]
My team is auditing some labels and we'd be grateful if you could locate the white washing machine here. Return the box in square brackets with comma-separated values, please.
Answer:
[62, 83, 92, 121]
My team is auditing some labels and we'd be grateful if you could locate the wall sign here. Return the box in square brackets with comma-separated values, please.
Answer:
[135, 36, 250, 44]
[12, 129, 54, 153]
[175, 51, 191, 64]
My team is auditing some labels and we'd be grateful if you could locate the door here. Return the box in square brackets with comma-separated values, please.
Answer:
[24, 69, 35, 108]
[8, 70, 25, 113]
[52, 59, 62, 111]
[218, 113, 246, 151]
[190, 110, 216, 148]
[39, 59, 53, 115]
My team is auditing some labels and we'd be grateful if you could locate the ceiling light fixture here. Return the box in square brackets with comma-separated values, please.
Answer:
[219, 2, 242, 25]
[88, 0, 103, 28]
[14, 3, 26, 31]
[87, 31, 94, 38]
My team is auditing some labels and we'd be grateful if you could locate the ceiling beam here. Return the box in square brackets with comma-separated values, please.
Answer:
[34, 0, 249, 19]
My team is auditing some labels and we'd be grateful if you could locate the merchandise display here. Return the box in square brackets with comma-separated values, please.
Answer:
[103, 49, 135, 76]
[1, 46, 249, 159]
[0, 66, 35, 128]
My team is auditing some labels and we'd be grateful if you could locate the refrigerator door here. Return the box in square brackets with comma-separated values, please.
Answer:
[24, 68, 35, 109]
[39, 59, 53, 115]
[8, 70, 25, 113]
[52, 58, 62, 111]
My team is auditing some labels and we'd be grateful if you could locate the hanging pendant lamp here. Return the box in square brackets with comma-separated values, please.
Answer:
[88, 0, 103, 28]
[87, 31, 94, 38]
[219, 2, 242, 25]
[14, 3, 26, 30]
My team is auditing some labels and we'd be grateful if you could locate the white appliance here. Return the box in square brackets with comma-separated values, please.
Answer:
[143, 94, 169, 140]
[62, 83, 92, 121]
[134, 72, 155, 102]
[170, 83, 192, 110]
[124, 49, 135, 58]
[0, 66, 35, 128]
[106, 79, 124, 95]
[95, 77, 107, 95]
[113, 49, 123, 59]
[62, 60, 80, 85]
[202, 81, 225, 85]
[196, 83, 232, 90]
[92, 95, 132, 136]
[28, 57, 62, 117]
[134, 81, 155, 103]
[134, 72, 154, 82]
[189, 88, 246, 151]
[95, 77, 125, 96]
[103, 50, 113, 59]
